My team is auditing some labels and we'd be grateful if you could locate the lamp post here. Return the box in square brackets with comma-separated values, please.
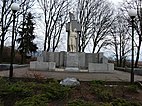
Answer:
[9, 3, 19, 78]
[128, 9, 137, 83]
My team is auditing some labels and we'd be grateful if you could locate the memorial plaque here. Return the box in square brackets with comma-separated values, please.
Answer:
[65, 52, 79, 71]
[66, 53, 79, 67]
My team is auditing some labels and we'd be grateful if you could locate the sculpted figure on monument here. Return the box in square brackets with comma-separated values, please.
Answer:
[69, 27, 77, 52]
[67, 12, 80, 52]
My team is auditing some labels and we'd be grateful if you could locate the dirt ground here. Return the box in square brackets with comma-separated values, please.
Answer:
[0, 67, 142, 82]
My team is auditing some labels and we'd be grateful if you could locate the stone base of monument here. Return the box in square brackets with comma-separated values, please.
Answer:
[30, 61, 56, 71]
[88, 63, 114, 72]
[65, 52, 79, 72]
[65, 67, 79, 72]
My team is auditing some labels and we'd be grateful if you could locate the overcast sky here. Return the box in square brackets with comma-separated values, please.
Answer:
[33, 0, 124, 52]
[109, 0, 123, 4]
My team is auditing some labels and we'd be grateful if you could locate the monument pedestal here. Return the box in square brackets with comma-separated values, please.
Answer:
[65, 67, 79, 71]
[65, 52, 79, 72]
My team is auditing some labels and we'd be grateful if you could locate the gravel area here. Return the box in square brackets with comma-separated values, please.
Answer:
[0, 67, 142, 81]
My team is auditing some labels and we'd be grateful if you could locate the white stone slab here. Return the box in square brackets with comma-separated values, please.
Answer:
[48, 62, 56, 71]
[65, 67, 79, 72]
[66, 52, 79, 67]
[30, 61, 56, 71]
[88, 63, 114, 72]
[107, 63, 114, 71]
[78, 52, 85, 69]
[30, 61, 38, 69]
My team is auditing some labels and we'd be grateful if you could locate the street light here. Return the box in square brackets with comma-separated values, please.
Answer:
[9, 3, 19, 78]
[128, 9, 137, 83]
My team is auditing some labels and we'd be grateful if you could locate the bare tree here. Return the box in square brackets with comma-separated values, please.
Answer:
[0, 0, 35, 63]
[0, 0, 14, 63]
[77, 0, 114, 52]
[110, 12, 131, 67]
[37, 0, 69, 52]
[120, 0, 142, 67]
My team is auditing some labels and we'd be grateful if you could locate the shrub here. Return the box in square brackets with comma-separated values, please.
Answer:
[91, 80, 105, 93]
[68, 99, 95, 106]
[96, 90, 113, 102]
[127, 84, 138, 93]
[29, 79, 71, 100]
[112, 98, 131, 106]
[0, 77, 10, 91]
[100, 103, 113, 106]
[91, 80, 105, 86]
[0, 99, 3, 106]
[91, 80, 113, 102]
[0, 79, 39, 104]
[0, 78, 13, 96]
[111, 98, 141, 106]
[5, 81, 34, 97]
[31, 83, 51, 95]
[45, 82, 71, 100]
[0, 79, 35, 106]
[15, 94, 48, 106]
[130, 102, 142, 106]
[45, 78, 58, 84]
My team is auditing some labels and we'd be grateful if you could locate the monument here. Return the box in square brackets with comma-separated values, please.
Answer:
[30, 12, 114, 72]
[68, 26, 77, 52]
[65, 12, 81, 71]
[66, 12, 81, 52]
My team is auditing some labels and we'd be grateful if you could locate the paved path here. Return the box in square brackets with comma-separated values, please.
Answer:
[0, 67, 142, 81]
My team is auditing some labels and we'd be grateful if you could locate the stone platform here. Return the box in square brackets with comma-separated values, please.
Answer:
[1, 67, 142, 82]
[30, 51, 114, 72]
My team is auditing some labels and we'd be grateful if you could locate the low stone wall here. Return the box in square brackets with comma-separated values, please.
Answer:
[88, 63, 114, 72]
[115, 67, 142, 76]
[35, 51, 115, 72]
[0, 64, 28, 71]
[30, 61, 56, 71]
[39, 51, 106, 69]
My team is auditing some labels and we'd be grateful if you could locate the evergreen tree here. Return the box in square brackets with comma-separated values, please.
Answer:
[17, 12, 38, 64]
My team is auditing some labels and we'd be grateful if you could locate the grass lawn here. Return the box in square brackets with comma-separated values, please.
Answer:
[0, 77, 142, 106]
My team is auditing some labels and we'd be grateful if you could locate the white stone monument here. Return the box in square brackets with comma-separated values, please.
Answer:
[66, 12, 81, 52]
[69, 25, 77, 52]
[65, 12, 81, 71]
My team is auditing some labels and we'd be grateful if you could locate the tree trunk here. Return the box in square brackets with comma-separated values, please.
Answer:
[44, 24, 48, 51]
[0, 32, 5, 63]
[135, 41, 141, 68]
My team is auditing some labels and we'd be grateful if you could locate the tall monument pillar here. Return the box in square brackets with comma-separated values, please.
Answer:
[66, 12, 81, 52]
[65, 12, 81, 72]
